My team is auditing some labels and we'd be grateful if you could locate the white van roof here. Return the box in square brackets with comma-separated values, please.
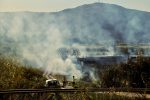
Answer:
[46, 79, 58, 82]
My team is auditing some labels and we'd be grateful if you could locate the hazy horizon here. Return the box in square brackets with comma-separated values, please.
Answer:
[0, 0, 150, 12]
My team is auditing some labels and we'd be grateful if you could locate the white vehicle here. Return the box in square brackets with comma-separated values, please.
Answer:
[45, 79, 62, 88]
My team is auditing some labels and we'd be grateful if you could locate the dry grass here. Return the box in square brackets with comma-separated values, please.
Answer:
[0, 56, 46, 89]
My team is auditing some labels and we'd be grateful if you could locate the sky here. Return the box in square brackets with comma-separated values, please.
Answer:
[0, 0, 150, 12]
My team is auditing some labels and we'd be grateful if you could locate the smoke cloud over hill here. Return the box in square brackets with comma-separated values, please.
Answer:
[0, 3, 150, 79]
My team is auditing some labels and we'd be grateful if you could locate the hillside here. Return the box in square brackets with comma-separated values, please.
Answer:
[0, 56, 46, 89]
[0, 3, 150, 74]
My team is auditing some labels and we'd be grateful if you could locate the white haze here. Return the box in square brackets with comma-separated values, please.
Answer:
[0, 3, 150, 80]
[0, 12, 83, 79]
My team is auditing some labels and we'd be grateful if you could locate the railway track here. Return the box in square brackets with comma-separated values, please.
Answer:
[0, 88, 150, 94]
[0, 88, 149, 100]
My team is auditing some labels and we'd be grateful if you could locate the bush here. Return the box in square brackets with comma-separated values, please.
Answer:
[101, 56, 150, 88]
[0, 56, 46, 89]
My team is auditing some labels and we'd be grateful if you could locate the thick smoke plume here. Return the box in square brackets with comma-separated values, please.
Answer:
[0, 12, 83, 79]
[0, 3, 150, 80]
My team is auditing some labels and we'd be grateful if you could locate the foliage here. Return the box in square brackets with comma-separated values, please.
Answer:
[0, 56, 46, 89]
[101, 56, 150, 88]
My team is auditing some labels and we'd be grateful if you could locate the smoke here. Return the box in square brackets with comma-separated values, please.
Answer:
[0, 3, 150, 80]
[44, 58, 82, 79]
[0, 12, 83, 79]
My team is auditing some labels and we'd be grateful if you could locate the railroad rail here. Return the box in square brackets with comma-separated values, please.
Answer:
[0, 88, 150, 94]
[0, 88, 149, 100]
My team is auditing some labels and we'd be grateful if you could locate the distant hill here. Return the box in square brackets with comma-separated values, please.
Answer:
[55, 3, 150, 43]
[0, 3, 150, 66]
